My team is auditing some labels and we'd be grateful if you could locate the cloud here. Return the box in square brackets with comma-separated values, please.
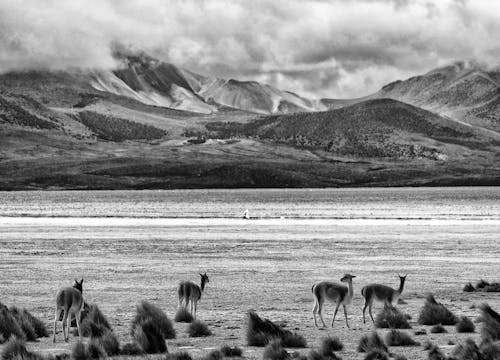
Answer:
[1, 0, 500, 98]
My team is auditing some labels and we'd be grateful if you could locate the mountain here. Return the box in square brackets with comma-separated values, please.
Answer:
[375, 60, 500, 132]
[1, 56, 500, 189]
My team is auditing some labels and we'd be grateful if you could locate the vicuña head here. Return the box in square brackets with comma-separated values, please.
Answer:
[199, 272, 209, 291]
[178, 272, 209, 319]
[312, 273, 356, 328]
[53, 278, 84, 342]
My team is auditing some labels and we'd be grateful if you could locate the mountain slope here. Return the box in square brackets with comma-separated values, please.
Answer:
[207, 98, 499, 159]
[376, 61, 500, 132]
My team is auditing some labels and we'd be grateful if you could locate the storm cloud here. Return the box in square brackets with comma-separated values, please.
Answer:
[1, 0, 500, 98]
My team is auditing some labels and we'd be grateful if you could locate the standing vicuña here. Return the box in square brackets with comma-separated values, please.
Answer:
[53, 278, 84, 342]
[312, 273, 356, 328]
[178, 273, 209, 319]
[361, 274, 407, 324]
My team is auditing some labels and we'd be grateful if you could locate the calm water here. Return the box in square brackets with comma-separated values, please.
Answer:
[0, 187, 499, 219]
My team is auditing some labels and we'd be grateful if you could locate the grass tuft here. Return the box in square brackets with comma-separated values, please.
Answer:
[167, 352, 193, 360]
[220, 345, 243, 357]
[463, 283, 475, 292]
[450, 338, 481, 360]
[477, 279, 490, 289]
[97, 330, 120, 356]
[364, 350, 389, 360]
[79, 304, 111, 337]
[480, 303, 500, 341]
[357, 332, 388, 354]
[417, 294, 458, 325]
[1, 336, 29, 360]
[120, 342, 145, 356]
[320, 337, 344, 355]
[72, 341, 90, 360]
[174, 307, 193, 323]
[384, 330, 419, 347]
[308, 349, 340, 360]
[427, 344, 446, 360]
[394, 355, 407, 360]
[188, 320, 212, 337]
[20, 309, 48, 338]
[374, 305, 411, 329]
[246, 311, 306, 348]
[0, 308, 26, 343]
[263, 340, 289, 360]
[456, 316, 475, 333]
[132, 301, 175, 339]
[132, 318, 167, 354]
[282, 332, 307, 348]
[8, 307, 37, 341]
[480, 340, 500, 360]
[203, 350, 223, 360]
[87, 338, 106, 359]
[430, 324, 447, 334]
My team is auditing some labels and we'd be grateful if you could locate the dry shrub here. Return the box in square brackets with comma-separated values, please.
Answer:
[414, 329, 427, 336]
[97, 330, 120, 356]
[364, 350, 388, 360]
[120, 342, 145, 356]
[132, 318, 167, 354]
[357, 332, 388, 354]
[394, 355, 407, 360]
[427, 344, 446, 360]
[72, 341, 90, 360]
[282, 332, 307, 348]
[320, 337, 344, 355]
[18, 309, 48, 338]
[477, 280, 490, 289]
[456, 316, 475, 333]
[480, 340, 500, 360]
[246, 311, 307, 348]
[8, 308, 37, 341]
[188, 320, 212, 337]
[0, 308, 26, 343]
[220, 345, 243, 357]
[384, 330, 419, 346]
[450, 338, 481, 360]
[174, 307, 193, 323]
[463, 283, 475, 292]
[308, 349, 340, 360]
[1, 337, 30, 360]
[374, 305, 411, 329]
[87, 338, 106, 359]
[480, 303, 500, 342]
[167, 352, 194, 360]
[79, 304, 111, 337]
[203, 350, 223, 360]
[430, 325, 447, 334]
[132, 301, 175, 339]
[263, 340, 289, 360]
[418, 294, 458, 325]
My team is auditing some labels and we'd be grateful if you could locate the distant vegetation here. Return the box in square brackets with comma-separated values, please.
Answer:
[203, 99, 473, 159]
[76, 111, 167, 142]
[0, 95, 59, 130]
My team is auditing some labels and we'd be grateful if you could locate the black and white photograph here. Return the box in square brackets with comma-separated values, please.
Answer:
[0, 1, 499, 359]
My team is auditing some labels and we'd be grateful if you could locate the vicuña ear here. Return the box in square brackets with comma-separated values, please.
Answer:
[80, 278, 84, 284]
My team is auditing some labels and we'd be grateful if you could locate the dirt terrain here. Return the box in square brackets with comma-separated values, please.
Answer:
[0, 217, 499, 359]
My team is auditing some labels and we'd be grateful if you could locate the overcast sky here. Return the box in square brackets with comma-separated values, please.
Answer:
[1, 0, 500, 98]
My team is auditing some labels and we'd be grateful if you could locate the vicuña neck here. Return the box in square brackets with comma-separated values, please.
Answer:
[347, 280, 354, 298]
[398, 279, 405, 294]
[201, 280, 206, 292]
